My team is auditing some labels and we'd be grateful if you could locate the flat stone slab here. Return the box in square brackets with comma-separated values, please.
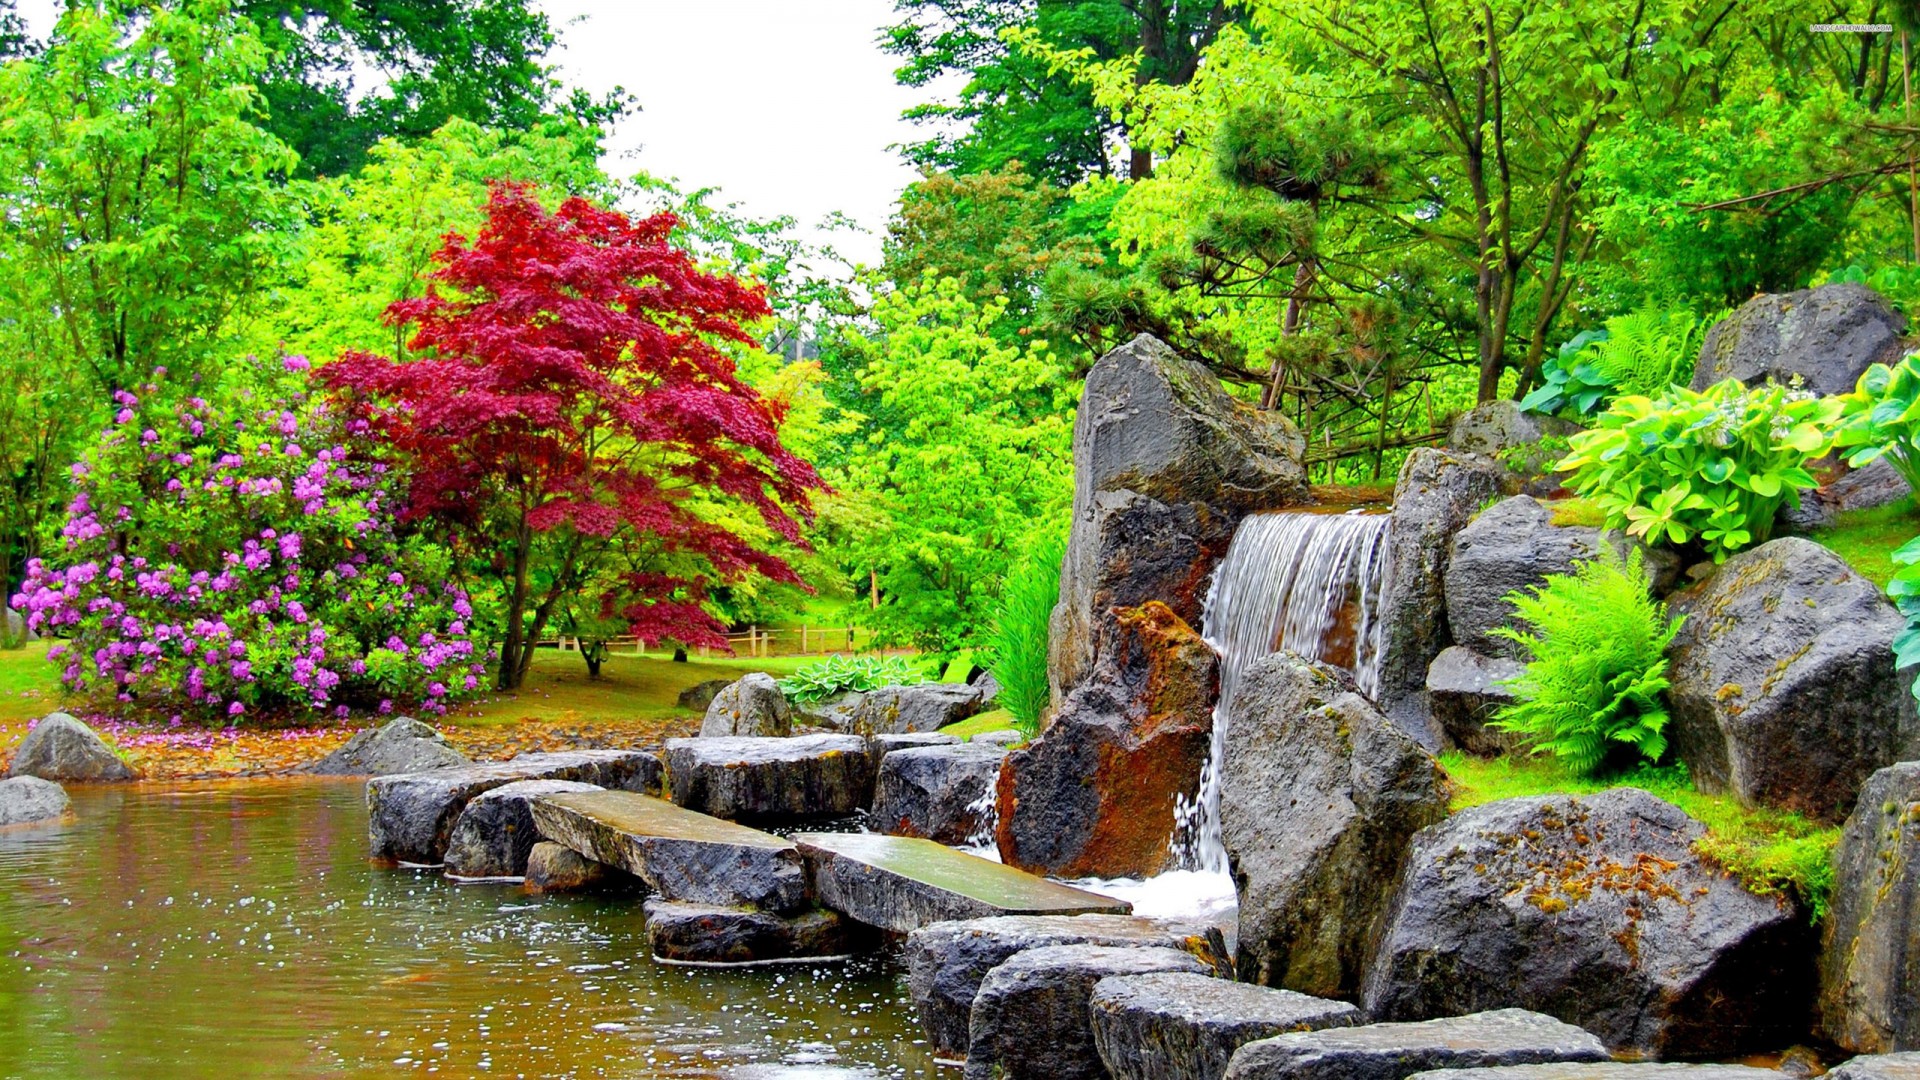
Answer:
[1223, 1009, 1610, 1080]
[443, 779, 600, 878]
[643, 899, 874, 965]
[1413, 1060, 1781, 1068]
[1832, 1053, 1920, 1079]
[664, 734, 874, 821]
[795, 831, 1130, 933]
[530, 789, 808, 912]
[964, 944, 1212, 1080]
[906, 913, 1234, 1062]
[1090, 971, 1362, 1080]
[365, 749, 663, 864]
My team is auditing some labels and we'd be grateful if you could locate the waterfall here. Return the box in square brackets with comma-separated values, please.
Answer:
[1171, 510, 1391, 874]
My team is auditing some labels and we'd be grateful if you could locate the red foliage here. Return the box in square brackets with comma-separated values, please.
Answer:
[323, 183, 824, 679]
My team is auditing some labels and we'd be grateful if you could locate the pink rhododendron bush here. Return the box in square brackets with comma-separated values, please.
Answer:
[13, 356, 490, 722]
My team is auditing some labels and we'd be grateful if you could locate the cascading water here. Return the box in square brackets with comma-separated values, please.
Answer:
[1171, 510, 1392, 875]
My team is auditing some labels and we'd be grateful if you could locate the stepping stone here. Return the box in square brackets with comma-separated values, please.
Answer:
[529, 789, 808, 912]
[643, 899, 874, 965]
[1405, 1060, 1789, 1068]
[869, 741, 1006, 845]
[1222, 1010, 1611, 1080]
[443, 779, 600, 879]
[795, 831, 1130, 933]
[906, 912, 1234, 1062]
[524, 841, 623, 893]
[964, 944, 1211, 1080]
[664, 734, 873, 821]
[365, 749, 663, 865]
[869, 731, 961, 768]
[1090, 971, 1362, 1080]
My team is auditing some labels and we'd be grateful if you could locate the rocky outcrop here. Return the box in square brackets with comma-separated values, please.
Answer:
[1222, 652, 1448, 997]
[366, 749, 663, 864]
[1374, 449, 1507, 747]
[523, 841, 619, 893]
[443, 778, 601, 878]
[1668, 537, 1916, 823]
[1223, 1009, 1610, 1080]
[6, 712, 137, 782]
[676, 678, 732, 712]
[905, 913, 1233, 1061]
[870, 742, 1006, 844]
[1822, 762, 1920, 1053]
[699, 673, 793, 738]
[307, 717, 469, 776]
[1830, 1054, 1920, 1079]
[963, 944, 1211, 1080]
[1365, 788, 1813, 1058]
[1050, 334, 1306, 706]
[849, 682, 990, 735]
[1444, 496, 1678, 659]
[663, 734, 874, 821]
[1693, 283, 1906, 396]
[999, 601, 1217, 878]
[1426, 647, 1523, 756]
[642, 899, 871, 964]
[0, 775, 72, 827]
[1090, 971, 1361, 1080]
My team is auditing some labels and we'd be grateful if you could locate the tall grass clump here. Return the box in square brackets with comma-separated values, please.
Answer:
[989, 529, 1067, 736]
[1492, 546, 1684, 776]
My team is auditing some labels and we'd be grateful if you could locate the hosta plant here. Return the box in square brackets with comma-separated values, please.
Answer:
[1833, 351, 1920, 494]
[1492, 547, 1684, 776]
[1520, 305, 1717, 419]
[778, 654, 925, 704]
[1519, 328, 1613, 417]
[1886, 535, 1920, 701]
[1556, 378, 1841, 562]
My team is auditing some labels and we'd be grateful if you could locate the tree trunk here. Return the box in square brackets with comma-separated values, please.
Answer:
[583, 640, 606, 679]
[496, 522, 533, 691]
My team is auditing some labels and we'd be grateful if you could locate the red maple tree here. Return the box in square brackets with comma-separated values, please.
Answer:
[323, 183, 824, 689]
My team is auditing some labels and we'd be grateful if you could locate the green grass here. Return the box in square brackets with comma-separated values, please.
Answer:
[1441, 752, 1841, 918]
[442, 649, 818, 727]
[940, 707, 1020, 742]
[1810, 495, 1920, 589]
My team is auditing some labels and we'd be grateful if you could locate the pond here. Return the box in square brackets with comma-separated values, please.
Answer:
[0, 780, 937, 1079]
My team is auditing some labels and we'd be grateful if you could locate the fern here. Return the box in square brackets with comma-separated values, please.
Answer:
[1588, 306, 1717, 398]
[1491, 546, 1684, 776]
[989, 528, 1068, 737]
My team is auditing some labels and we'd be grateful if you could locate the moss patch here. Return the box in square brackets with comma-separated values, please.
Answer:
[1809, 495, 1920, 588]
[1440, 752, 1840, 919]
[1545, 496, 1608, 528]
[940, 707, 1020, 742]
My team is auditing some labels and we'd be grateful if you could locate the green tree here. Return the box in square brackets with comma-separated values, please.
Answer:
[825, 275, 1075, 655]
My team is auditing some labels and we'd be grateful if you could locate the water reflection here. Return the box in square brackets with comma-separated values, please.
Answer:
[0, 780, 936, 1078]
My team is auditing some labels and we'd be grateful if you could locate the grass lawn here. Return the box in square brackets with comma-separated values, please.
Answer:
[939, 707, 1021, 741]
[1810, 494, 1920, 588]
[1441, 752, 1841, 918]
[442, 648, 817, 728]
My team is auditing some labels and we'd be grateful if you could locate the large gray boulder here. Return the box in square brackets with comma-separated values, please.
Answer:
[642, 899, 873, 965]
[1365, 788, 1813, 1058]
[1090, 971, 1361, 1080]
[1693, 283, 1906, 396]
[1407, 1066, 1784, 1079]
[1668, 537, 1917, 823]
[1822, 762, 1920, 1052]
[1831, 1053, 1920, 1079]
[306, 717, 469, 776]
[869, 741, 1006, 845]
[1223, 652, 1448, 998]
[524, 841, 621, 893]
[1374, 449, 1508, 747]
[366, 749, 663, 864]
[443, 778, 601, 878]
[1000, 601, 1217, 878]
[905, 913, 1234, 1061]
[676, 678, 732, 712]
[0, 775, 72, 826]
[1223, 1009, 1610, 1080]
[1425, 647, 1523, 756]
[1444, 496, 1678, 660]
[6, 712, 136, 782]
[1050, 333, 1306, 705]
[1, 607, 30, 648]
[1447, 401, 1581, 483]
[963, 944, 1211, 1080]
[699, 673, 793, 738]
[849, 681, 988, 735]
[663, 734, 874, 821]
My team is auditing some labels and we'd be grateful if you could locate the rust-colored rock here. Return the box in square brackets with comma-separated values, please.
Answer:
[997, 602, 1216, 878]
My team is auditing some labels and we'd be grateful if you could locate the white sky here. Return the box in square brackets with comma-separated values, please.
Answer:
[18, 0, 944, 266]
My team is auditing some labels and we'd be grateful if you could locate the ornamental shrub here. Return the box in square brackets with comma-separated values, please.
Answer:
[13, 356, 489, 721]
[1492, 547, 1684, 776]
[1521, 305, 1716, 419]
[777, 654, 924, 704]
[1556, 378, 1841, 562]
[988, 528, 1067, 737]
[1834, 351, 1920, 494]
[1885, 533, 1920, 701]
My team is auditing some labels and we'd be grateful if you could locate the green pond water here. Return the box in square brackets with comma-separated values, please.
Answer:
[0, 779, 936, 1079]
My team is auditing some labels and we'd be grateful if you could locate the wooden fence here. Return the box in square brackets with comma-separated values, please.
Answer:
[536, 625, 872, 658]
